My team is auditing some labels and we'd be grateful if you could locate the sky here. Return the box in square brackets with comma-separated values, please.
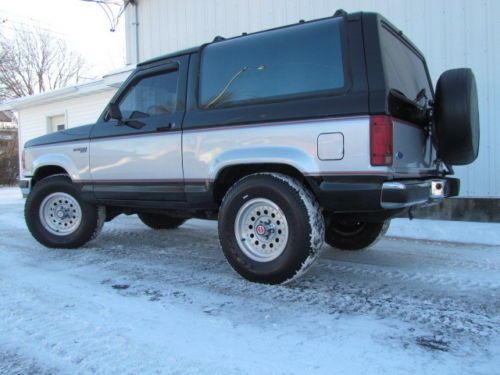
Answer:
[0, 0, 126, 79]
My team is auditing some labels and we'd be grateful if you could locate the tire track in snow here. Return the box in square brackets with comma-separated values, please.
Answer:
[2, 211, 500, 361]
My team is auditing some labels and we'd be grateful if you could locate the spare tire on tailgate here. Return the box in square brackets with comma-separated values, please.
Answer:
[434, 68, 480, 165]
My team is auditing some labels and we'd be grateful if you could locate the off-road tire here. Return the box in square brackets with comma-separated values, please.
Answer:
[218, 173, 324, 284]
[434, 68, 480, 165]
[325, 219, 390, 251]
[138, 213, 186, 230]
[25, 175, 105, 248]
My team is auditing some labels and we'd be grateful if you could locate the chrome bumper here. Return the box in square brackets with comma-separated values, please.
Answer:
[380, 178, 455, 209]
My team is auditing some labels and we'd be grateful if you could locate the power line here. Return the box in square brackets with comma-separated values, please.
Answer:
[80, 0, 130, 32]
[0, 14, 68, 40]
[0, 9, 62, 34]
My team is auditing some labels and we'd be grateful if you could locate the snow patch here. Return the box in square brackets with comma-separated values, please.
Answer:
[388, 218, 500, 246]
[0, 187, 22, 205]
[0, 187, 499, 374]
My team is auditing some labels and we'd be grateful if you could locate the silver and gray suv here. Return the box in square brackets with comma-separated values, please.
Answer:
[19, 11, 479, 284]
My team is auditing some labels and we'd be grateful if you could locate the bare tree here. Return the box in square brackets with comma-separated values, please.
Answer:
[0, 128, 18, 185]
[0, 26, 87, 100]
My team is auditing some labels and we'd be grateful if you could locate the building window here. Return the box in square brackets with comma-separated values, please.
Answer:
[48, 114, 66, 133]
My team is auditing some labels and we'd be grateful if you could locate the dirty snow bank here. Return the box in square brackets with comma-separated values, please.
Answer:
[388, 218, 500, 246]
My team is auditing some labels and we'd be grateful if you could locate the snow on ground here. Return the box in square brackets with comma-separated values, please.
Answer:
[388, 218, 500, 246]
[0, 187, 499, 374]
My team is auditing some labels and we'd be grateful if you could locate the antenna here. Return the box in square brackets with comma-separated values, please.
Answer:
[81, 0, 133, 32]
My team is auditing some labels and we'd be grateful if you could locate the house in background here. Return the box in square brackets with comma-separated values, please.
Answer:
[0, 111, 18, 185]
[0, 111, 15, 130]
[0, 0, 499, 219]
[0, 66, 131, 143]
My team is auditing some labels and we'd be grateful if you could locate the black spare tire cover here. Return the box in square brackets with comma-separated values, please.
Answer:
[434, 68, 480, 165]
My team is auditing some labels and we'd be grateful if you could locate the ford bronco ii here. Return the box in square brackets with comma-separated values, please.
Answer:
[20, 11, 480, 284]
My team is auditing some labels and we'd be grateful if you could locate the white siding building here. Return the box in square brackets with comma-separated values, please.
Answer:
[2, 0, 499, 199]
[1, 68, 131, 153]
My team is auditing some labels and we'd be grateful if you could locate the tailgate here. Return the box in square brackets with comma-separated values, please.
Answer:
[391, 119, 435, 174]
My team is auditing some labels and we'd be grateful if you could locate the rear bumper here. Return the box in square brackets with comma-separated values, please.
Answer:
[316, 177, 460, 212]
[380, 178, 459, 209]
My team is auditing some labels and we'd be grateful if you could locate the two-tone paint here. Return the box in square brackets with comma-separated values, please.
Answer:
[21, 114, 437, 204]
[20, 11, 454, 215]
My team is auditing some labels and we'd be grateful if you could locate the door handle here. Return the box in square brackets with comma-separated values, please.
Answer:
[156, 122, 174, 132]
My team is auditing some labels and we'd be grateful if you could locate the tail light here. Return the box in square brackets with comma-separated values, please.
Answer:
[370, 115, 393, 166]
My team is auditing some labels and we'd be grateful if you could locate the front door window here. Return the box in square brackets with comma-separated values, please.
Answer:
[118, 70, 179, 120]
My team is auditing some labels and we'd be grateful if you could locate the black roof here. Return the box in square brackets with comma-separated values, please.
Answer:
[137, 46, 201, 67]
[136, 10, 423, 67]
[137, 9, 355, 67]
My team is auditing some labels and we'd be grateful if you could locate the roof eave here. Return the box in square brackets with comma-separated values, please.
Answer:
[0, 65, 134, 111]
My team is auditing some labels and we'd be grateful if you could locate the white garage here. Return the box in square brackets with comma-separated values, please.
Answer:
[1, 0, 499, 216]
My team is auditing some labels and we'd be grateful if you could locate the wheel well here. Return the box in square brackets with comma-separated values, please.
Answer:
[213, 163, 315, 203]
[32, 165, 69, 186]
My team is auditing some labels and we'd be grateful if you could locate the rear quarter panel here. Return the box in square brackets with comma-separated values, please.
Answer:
[182, 116, 390, 181]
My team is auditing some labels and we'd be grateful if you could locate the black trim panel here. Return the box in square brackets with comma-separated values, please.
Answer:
[77, 179, 211, 203]
[317, 176, 460, 213]
[76, 176, 459, 219]
[317, 176, 388, 211]
[94, 198, 218, 211]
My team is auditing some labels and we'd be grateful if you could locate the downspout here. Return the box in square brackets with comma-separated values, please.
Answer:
[15, 111, 22, 178]
[127, 0, 140, 64]
[134, 2, 139, 63]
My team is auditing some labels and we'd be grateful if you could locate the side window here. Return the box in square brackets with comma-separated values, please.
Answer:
[118, 69, 179, 119]
[199, 18, 345, 109]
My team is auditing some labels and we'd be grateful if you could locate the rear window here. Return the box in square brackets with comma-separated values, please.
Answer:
[199, 18, 346, 109]
[380, 24, 432, 102]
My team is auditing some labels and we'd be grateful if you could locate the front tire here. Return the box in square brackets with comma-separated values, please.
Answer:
[25, 175, 105, 248]
[325, 219, 390, 251]
[138, 213, 186, 230]
[218, 173, 324, 284]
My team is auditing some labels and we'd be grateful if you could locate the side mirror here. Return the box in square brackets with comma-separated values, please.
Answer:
[108, 103, 122, 121]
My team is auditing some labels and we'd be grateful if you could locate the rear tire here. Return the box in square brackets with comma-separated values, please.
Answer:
[138, 213, 186, 230]
[218, 173, 324, 284]
[25, 175, 105, 248]
[325, 219, 390, 251]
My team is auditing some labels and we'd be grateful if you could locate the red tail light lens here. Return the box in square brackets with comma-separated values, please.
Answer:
[370, 115, 393, 166]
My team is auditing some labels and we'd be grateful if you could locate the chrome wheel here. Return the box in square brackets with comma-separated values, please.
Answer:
[234, 198, 289, 262]
[39, 192, 82, 236]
